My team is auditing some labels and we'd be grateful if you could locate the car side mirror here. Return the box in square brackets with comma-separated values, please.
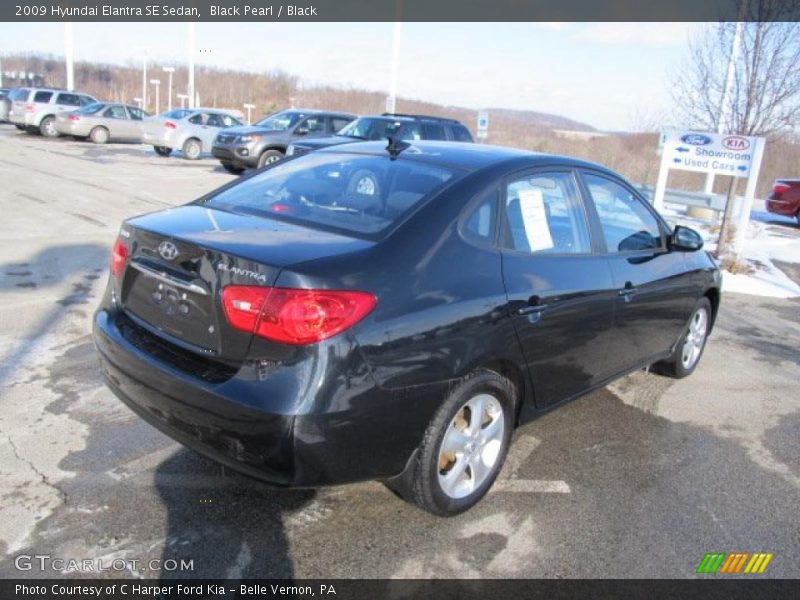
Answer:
[670, 225, 704, 252]
[295, 127, 309, 136]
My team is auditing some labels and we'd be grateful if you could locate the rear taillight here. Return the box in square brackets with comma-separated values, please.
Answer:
[25, 103, 35, 112]
[68, 115, 80, 121]
[772, 183, 790, 198]
[222, 286, 377, 345]
[110, 239, 129, 278]
[164, 121, 177, 129]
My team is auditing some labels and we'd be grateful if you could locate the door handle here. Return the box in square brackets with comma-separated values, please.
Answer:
[618, 281, 637, 298]
[517, 295, 549, 315]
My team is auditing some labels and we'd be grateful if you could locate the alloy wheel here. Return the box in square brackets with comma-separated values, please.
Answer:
[681, 307, 708, 369]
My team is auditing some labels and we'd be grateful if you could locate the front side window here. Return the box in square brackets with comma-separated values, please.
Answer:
[451, 125, 473, 142]
[422, 123, 446, 140]
[219, 114, 241, 127]
[501, 172, 590, 254]
[298, 115, 326, 133]
[203, 152, 460, 237]
[582, 173, 663, 253]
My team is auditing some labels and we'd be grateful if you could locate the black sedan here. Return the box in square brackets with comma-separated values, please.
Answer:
[93, 141, 720, 515]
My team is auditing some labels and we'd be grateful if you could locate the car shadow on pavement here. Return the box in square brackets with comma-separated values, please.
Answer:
[155, 449, 315, 579]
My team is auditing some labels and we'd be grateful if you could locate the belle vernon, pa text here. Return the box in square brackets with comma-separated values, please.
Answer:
[15, 583, 337, 597]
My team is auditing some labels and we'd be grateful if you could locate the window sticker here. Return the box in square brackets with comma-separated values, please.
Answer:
[518, 188, 554, 251]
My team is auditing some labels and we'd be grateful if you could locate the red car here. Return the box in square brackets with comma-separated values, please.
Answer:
[766, 179, 800, 224]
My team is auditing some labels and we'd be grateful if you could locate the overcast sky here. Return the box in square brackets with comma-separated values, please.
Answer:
[0, 22, 701, 131]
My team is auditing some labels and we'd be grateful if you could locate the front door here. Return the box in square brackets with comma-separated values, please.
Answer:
[500, 169, 618, 407]
[579, 170, 695, 372]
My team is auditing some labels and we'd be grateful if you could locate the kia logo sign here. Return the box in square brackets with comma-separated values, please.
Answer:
[722, 136, 750, 151]
[680, 134, 713, 146]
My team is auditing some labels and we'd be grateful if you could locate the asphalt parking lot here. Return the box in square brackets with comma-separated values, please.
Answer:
[0, 127, 798, 579]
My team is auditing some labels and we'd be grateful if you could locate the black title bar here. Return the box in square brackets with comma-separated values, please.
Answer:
[5, 0, 800, 22]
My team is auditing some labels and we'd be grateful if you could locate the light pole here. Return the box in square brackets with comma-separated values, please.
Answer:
[188, 23, 195, 108]
[64, 22, 74, 90]
[133, 97, 142, 109]
[243, 103, 255, 125]
[150, 79, 161, 114]
[141, 51, 148, 112]
[177, 93, 188, 109]
[162, 66, 175, 111]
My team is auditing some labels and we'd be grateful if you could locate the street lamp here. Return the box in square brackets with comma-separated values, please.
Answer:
[162, 66, 175, 111]
[149, 79, 161, 115]
[243, 103, 255, 125]
[177, 93, 188, 109]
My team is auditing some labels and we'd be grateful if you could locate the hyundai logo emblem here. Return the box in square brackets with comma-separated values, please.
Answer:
[158, 241, 179, 261]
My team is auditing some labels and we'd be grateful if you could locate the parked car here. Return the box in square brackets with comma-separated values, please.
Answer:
[766, 179, 800, 225]
[8, 87, 97, 136]
[211, 109, 357, 174]
[93, 141, 720, 516]
[141, 108, 244, 160]
[0, 88, 10, 122]
[286, 113, 474, 157]
[55, 102, 150, 143]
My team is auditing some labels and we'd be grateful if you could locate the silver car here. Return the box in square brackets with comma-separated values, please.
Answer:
[0, 88, 10, 122]
[141, 108, 243, 159]
[55, 102, 150, 143]
[8, 87, 97, 136]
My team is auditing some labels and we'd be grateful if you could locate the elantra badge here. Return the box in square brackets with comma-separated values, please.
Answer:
[158, 241, 179, 261]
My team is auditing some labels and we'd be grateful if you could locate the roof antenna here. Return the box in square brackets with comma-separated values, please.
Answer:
[386, 136, 410, 160]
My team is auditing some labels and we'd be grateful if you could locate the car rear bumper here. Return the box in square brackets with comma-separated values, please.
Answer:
[142, 130, 173, 147]
[9, 112, 34, 126]
[766, 197, 798, 217]
[93, 303, 441, 487]
[212, 144, 258, 167]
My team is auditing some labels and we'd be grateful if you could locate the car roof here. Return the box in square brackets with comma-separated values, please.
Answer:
[315, 140, 618, 174]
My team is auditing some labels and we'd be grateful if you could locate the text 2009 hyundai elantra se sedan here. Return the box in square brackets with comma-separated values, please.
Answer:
[93, 141, 720, 515]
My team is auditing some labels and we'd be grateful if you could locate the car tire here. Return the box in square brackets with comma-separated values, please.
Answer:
[221, 162, 245, 175]
[39, 116, 59, 138]
[89, 126, 109, 144]
[153, 146, 172, 157]
[652, 297, 712, 379]
[257, 149, 283, 168]
[388, 370, 516, 516]
[182, 138, 202, 160]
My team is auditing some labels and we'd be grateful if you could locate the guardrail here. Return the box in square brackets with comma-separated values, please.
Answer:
[636, 184, 728, 213]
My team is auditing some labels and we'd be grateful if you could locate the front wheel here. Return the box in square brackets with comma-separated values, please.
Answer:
[257, 149, 283, 168]
[653, 297, 712, 379]
[389, 370, 515, 516]
[153, 146, 172, 157]
[182, 138, 202, 160]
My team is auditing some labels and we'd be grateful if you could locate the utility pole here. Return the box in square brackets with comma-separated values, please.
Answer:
[150, 79, 161, 114]
[177, 93, 188, 109]
[188, 23, 195, 109]
[141, 52, 148, 112]
[243, 103, 255, 125]
[387, 20, 402, 114]
[64, 22, 74, 90]
[162, 66, 175, 111]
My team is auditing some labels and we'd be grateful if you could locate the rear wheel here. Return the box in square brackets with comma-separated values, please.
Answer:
[89, 126, 109, 144]
[39, 116, 59, 138]
[257, 149, 283, 168]
[221, 161, 245, 175]
[653, 297, 711, 379]
[153, 146, 172, 157]
[388, 370, 515, 516]
[182, 138, 202, 160]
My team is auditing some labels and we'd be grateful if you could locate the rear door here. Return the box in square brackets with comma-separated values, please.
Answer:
[101, 104, 134, 139]
[578, 170, 695, 372]
[55, 91, 82, 114]
[500, 168, 617, 407]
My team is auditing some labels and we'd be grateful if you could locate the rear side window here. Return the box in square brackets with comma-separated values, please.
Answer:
[582, 173, 663, 252]
[501, 172, 590, 254]
[463, 191, 497, 244]
[451, 125, 473, 142]
[204, 152, 460, 237]
[128, 107, 146, 120]
[79, 95, 95, 106]
[162, 108, 192, 119]
[57, 93, 80, 106]
[80, 103, 105, 115]
[188, 113, 206, 124]
[103, 105, 128, 119]
[33, 91, 53, 103]
[422, 123, 446, 140]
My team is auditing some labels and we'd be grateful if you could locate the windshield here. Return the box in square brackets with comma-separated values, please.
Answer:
[203, 151, 460, 236]
[161, 108, 193, 119]
[338, 117, 421, 141]
[79, 102, 105, 115]
[254, 110, 307, 131]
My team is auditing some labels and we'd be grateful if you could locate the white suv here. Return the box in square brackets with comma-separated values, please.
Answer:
[9, 88, 97, 137]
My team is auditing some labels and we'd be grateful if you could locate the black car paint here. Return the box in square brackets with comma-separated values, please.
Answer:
[93, 142, 720, 488]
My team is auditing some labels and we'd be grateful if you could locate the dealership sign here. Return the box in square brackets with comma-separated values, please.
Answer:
[662, 130, 759, 177]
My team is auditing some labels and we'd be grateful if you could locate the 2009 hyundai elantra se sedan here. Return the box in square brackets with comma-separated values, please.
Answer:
[93, 140, 720, 515]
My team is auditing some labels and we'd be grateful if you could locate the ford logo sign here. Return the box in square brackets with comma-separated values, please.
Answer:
[722, 135, 750, 151]
[158, 240, 179, 261]
[680, 134, 713, 146]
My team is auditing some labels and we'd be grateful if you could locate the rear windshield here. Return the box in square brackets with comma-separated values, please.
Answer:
[161, 108, 192, 119]
[10, 88, 30, 101]
[79, 102, 105, 115]
[203, 152, 460, 236]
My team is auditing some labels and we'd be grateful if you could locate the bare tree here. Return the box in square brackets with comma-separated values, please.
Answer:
[671, 1, 800, 255]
